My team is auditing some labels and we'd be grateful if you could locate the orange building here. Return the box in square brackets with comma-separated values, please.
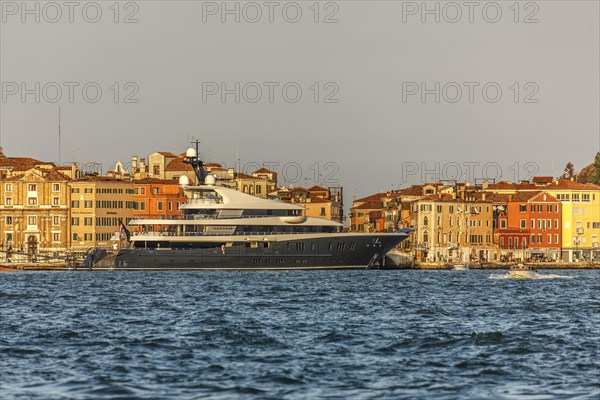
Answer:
[132, 179, 186, 220]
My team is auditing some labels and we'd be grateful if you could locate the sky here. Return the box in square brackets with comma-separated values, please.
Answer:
[1, 0, 599, 200]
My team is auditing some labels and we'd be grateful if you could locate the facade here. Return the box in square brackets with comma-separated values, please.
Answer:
[486, 178, 600, 262]
[411, 194, 494, 263]
[132, 178, 186, 221]
[68, 177, 135, 250]
[0, 166, 71, 255]
[252, 168, 278, 193]
[490, 191, 562, 261]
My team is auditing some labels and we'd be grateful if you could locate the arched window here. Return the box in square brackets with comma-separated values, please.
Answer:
[423, 231, 429, 243]
[423, 216, 429, 226]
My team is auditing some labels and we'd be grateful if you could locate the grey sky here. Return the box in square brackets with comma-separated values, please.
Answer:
[1, 0, 599, 199]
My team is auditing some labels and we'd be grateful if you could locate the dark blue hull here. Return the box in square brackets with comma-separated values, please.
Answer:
[104, 234, 407, 270]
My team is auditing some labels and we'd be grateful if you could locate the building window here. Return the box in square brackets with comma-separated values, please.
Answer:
[168, 202, 172, 211]
[554, 234, 559, 244]
[84, 217, 93, 226]
[28, 197, 38, 206]
[582, 194, 590, 202]
[157, 202, 163, 211]
[256, 186, 262, 195]
[5, 197, 12, 206]
[5, 183, 12, 192]
[572, 193, 580, 202]
[71, 217, 80, 226]
[71, 188, 80, 193]
[84, 233, 93, 241]
[28, 216, 37, 226]
[71, 200, 80, 208]
[73, 233, 79, 241]
[52, 183, 60, 192]
[538, 234, 542, 243]
[547, 234, 551, 244]
[140, 202, 146, 211]
[140, 187, 146, 195]
[28, 184, 37, 192]
[6, 216, 13, 225]
[520, 219, 526, 229]
[84, 201, 93, 208]
[500, 220, 506, 229]
[320, 207, 326, 216]
[530, 234, 535, 244]
[53, 216, 60, 226]
[84, 188, 93, 193]
[423, 216, 429, 226]
[53, 232, 60, 242]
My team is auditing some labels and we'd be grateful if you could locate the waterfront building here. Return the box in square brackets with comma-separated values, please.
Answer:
[0, 163, 71, 255]
[132, 178, 186, 223]
[488, 191, 562, 261]
[68, 176, 135, 250]
[486, 178, 600, 262]
[411, 193, 494, 263]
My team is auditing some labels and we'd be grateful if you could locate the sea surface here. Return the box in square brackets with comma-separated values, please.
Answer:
[0, 269, 598, 399]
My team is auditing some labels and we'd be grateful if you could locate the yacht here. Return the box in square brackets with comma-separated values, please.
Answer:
[96, 147, 409, 270]
[507, 264, 539, 279]
[452, 264, 469, 271]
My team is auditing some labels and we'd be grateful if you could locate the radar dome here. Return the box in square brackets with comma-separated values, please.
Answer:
[185, 147, 197, 158]
[178, 175, 190, 185]
[205, 175, 216, 185]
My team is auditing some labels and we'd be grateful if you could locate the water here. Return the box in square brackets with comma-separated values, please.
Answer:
[1, 270, 598, 399]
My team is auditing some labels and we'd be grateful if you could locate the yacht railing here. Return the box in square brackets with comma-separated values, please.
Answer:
[132, 214, 287, 221]
[131, 231, 334, 237]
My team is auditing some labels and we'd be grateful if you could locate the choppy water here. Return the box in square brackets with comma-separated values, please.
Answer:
[1, 270, 598, 399]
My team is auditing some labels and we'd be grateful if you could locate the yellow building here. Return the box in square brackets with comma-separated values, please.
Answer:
[68, 177, 135, 250]
[411, 193, 494, 263]
[486, 178, 600, 262]
[0, 163, 71, 255]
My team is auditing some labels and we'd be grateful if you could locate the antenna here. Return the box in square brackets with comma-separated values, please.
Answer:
[58, 106, 61, 165]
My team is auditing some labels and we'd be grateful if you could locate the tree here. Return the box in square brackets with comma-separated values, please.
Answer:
[561, 162, 576, 180]
[592, 152, 600, 186]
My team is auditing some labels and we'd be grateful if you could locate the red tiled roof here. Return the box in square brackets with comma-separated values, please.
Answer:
[308, 196, 331, 203]
[133, 178, 180, 184]
[352, 201, 383, 210]
[308, 185, 329, 192]
[533, 176, 553, 184]
[253, 167, 276, 174]
[156, 151, 176, 157]
[551, 179, 600, 190]
[165, 157, 193, 172]
[236, 172, 263, 180]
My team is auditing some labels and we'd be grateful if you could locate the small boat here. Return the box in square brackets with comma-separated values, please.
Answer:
[507, 264, 539, 279]
[453, 264, 469, 271]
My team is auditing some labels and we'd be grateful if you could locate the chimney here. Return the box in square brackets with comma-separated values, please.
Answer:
[140, 158, 146, 177]
[508, 195, 513, 202]
[482, 192, 486, 201]
[132, 156, 138, 173]
[482, 180, 489, 190]
[71, 162, 76, 178]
